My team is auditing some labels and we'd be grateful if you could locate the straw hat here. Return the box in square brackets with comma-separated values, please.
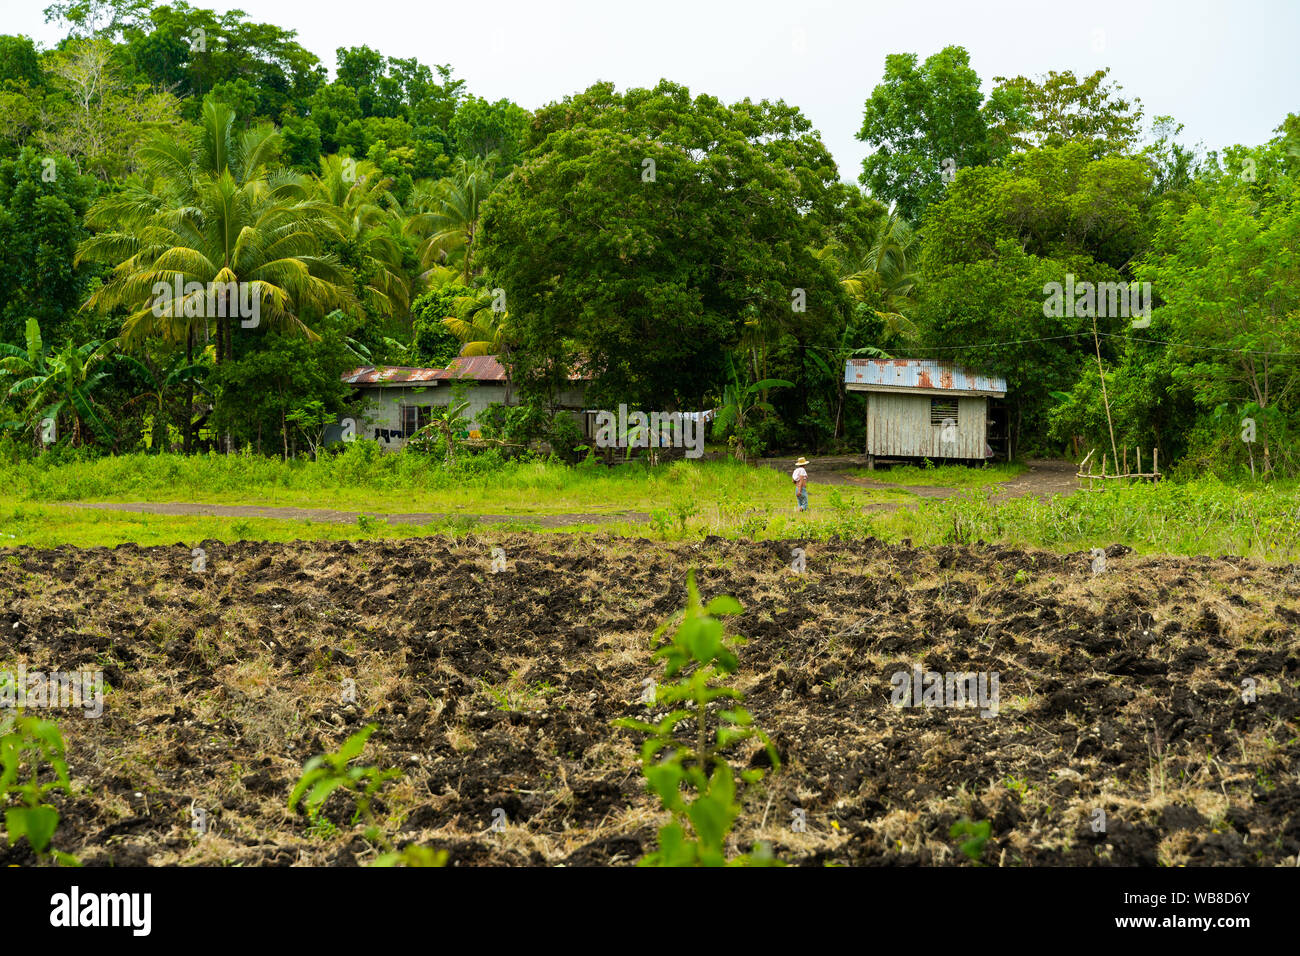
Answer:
[794, 457, 809, 466]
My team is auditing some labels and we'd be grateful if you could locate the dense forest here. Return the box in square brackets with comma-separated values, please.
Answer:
[1, 0, 1297, 475]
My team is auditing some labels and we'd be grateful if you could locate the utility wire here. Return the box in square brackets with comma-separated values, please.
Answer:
[801, 330, 1300, 359]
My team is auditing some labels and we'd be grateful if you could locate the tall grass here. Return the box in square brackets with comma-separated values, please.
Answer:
[603, 478, 1300, 562]
[825, 480, 1300, 562]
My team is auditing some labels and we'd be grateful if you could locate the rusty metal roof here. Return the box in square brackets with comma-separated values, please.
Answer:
[342, 356, 511, 386]
[342, 366, 442, 386]
[344, 354, 591, 387]
[441, 355, 508, 382]
[844, 359, 1006, 397]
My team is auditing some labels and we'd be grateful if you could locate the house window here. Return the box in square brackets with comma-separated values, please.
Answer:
[401, 404, 430, 438]
[930, 398, 959, 425]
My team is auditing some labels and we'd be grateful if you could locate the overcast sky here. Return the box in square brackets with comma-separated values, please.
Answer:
[9, 0, 1299, 180]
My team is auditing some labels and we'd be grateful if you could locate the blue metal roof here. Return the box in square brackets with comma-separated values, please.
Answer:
[844, 359, 1007, 397]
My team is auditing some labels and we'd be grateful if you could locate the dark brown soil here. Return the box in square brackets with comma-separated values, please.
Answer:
[2, 535, 1297, 866]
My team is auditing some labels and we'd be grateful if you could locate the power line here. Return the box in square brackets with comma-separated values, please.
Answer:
[801, 330, 1300, 359]
[1100, 331, 1300, 358]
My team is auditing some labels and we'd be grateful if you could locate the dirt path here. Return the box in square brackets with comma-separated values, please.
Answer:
[58, 460, 1081, 526]
[758, 456, 1081, 500]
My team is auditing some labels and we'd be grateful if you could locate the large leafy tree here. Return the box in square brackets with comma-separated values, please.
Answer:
[914, 145, 1154, 455]
[0, 150, 97, 346]
[207, 322, 355, 458]
[856, 46, 997, 221]
[119, 3, 327, 122]
[408, 285, 465, 367]
[484, 80, 844, 411]
[27, 37, 182, 181]
[450, 96, 529, 172]
[1138, 175, 1300, 475]
[43, 0, 153, 40]
[989, 68, 1144, 156]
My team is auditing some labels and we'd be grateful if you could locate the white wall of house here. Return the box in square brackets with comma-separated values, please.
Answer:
[353, 383, 586, 450]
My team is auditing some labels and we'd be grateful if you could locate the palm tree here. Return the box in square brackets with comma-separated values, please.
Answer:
[310, 154, 412, 321]
[77, 102, 354, 452]
[441, 286, 511, 356]
[77, 101, 354, 366]
[406, 155, 498, 285]
[818, 207, 920, 340]
[0, 318, 115, 447]
[440, 284, 516, 401]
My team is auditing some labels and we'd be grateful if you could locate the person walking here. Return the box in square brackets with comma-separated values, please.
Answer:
[792, 456, 809, 512]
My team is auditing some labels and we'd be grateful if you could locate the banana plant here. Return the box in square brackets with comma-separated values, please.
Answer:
[0, 318, 116, 448]
[414, 400, 472, 464]
[808, 329, 889, 441]
[712, 355, 792, 462]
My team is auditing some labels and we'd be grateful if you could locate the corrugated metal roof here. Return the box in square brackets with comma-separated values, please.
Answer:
[342, 356, 510, 386]
[345, 354, 590, 387]
[342, 366, 443, 386]
[442, 355, 508, 382]
[844, 359, 1007, 397]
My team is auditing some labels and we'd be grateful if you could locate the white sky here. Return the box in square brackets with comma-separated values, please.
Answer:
[8, 0, 1299, 180]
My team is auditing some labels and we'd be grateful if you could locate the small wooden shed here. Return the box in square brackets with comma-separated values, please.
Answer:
[844, 359, 1008, 468]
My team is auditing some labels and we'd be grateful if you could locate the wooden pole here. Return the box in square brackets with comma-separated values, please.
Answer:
[1093, 314, 1120, 474]
[1122, 445, 1128, 477]
[1153, 446, 1158, 481]
[1137, 446, 1142, 478]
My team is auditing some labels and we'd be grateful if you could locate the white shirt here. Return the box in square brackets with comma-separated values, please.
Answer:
[792, 467, 808, 483]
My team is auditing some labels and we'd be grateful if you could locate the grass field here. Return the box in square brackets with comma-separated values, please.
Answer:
[4, 449, 1299, 561]
[0, 447, 902, 516]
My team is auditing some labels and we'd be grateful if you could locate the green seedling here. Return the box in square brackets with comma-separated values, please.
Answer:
[615, 571, 781, 866]
[289, 725, 445, 867]
[1, 713, 78, 865]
